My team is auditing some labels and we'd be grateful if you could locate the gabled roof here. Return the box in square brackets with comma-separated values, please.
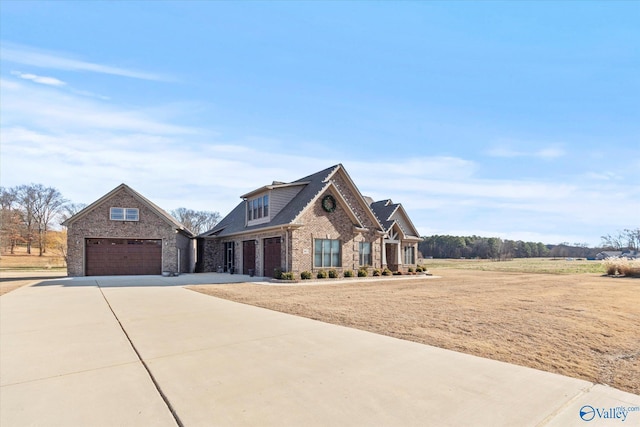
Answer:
[62, 184, 194, 237]
[200, 164, 383, 238]
[370, 199, 421, 239]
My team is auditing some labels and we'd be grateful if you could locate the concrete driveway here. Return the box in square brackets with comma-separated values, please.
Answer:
[1, 274, 639, 426]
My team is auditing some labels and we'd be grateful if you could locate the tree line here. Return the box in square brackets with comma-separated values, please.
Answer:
[1, 184, 220, 256]
[1, 184, 68, 255]
[419, 231, 639, 260]
[419, 235, 552, 260]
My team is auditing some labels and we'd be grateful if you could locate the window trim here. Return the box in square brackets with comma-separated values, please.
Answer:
[110, 207, 139, 222]
[359, 241, 372, 266]
[403, 245, 416, 264]
[314, 238, 342, 268]
[247, 194, 270, 222]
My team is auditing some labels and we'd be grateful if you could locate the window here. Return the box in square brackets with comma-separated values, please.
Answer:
[403, 246, 416, 264]
[110, 207, 139, 221]
[262, 195, 269, 217]
[247, 194, 269, 221]
[314, 239, 341, 267]
[359, 242, 372, 266]
[125, 208, 139, 221]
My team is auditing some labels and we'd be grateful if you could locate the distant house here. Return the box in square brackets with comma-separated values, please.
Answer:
[595, 251, 623, 260]
[596, 250, 640, 260]
[198, 164, 420, 277]
[63, 184, 194, 276]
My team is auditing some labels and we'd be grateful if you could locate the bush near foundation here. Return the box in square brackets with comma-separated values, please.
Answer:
[300, 271, 312, 280]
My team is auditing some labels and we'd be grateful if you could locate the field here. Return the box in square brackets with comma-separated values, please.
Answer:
[189, 258, 640, 395]
[0, 248, 67, 295]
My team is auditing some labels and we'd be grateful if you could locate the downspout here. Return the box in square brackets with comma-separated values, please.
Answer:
[284, 227, 289, 272]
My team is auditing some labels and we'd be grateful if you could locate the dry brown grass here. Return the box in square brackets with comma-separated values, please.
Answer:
[0, 247, 66, 270]
[1, 247, 67, 295]
[188, 269, 640, 395]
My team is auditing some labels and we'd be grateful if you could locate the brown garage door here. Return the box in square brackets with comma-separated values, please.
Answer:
[263, 237, 281, 277]
[85, 238, 162, 276]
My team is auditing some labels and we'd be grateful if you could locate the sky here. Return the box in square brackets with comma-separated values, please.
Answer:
[1, 1, 638, 247]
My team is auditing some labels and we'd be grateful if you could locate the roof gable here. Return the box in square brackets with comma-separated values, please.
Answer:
[201, 164, 384, 238]
[62, 184, 194, 236]
[371, 199, 420, 239]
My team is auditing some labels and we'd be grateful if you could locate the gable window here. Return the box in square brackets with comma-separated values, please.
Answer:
[359, 242, 372, 266]
[314, 239, 341, 267]
[110, 207, 139, 221]
[403, 246, 415, 264]
[247, 194, 269, 221]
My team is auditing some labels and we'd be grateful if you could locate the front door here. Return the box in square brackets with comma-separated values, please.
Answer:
[263, 237, 281, 277]
[224, 242, 235, 273]
[242, 240, 256, 275]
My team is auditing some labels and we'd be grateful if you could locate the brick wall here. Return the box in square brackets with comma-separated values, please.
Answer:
[200, 229, 287, 276]
[291, 190, 382, 275]
[66, 189, 189, 276]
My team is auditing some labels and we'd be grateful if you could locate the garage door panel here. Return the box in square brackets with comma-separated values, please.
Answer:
[86, 239, 162, 276]
[263, 237, 281, 278]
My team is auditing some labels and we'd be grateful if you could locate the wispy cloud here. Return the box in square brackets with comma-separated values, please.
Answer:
[1, 72, 637, 246]
[487, 144, 565, 159]
[1, 78, 194, 134]
[2, 42, 169, 81]
[10, 70, 66, 86]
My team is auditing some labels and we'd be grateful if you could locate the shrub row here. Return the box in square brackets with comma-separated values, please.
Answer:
[275, 266, 431, 281]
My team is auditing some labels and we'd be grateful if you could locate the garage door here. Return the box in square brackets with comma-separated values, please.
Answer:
[85, 238, 162, 276]
[263, 237, 281, 277]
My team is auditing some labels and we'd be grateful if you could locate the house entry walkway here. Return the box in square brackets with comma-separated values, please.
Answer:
[1, 274, 639, 426]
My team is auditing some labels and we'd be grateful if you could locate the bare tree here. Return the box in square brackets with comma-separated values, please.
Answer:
[32, 185, 67, 255]
[15, 184, 66, 255]
[1, 187, 22, 254]
[171, 208, 221, 235]
[59, 203, 87, 224]
[624, 228, 640, 252]
[15, 185, 38, 254]
[601, 229, 640, 251]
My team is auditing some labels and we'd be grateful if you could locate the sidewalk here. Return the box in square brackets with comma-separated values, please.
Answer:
[2, 275, 639, 426]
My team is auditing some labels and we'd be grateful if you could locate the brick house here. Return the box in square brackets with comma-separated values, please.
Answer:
[198, 164, 421, 277]
[63, 184, 194, 276]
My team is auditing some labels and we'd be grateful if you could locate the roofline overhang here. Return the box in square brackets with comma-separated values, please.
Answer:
[325, 165, 385, 230]
[240, 181, 310, 199]
[200, 223, 305, 239]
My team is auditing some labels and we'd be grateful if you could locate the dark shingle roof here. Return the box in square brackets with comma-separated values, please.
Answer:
[200, 164, 340, 237]
[370, 199, 399, 231]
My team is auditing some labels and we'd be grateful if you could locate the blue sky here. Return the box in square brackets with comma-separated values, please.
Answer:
[1, 1, 638, 246]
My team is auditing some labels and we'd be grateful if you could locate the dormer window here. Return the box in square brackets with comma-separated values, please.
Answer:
[110, 207, 139, 221]
[247, 195, 269, 221]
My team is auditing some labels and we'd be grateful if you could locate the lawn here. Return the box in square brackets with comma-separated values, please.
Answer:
[189, 260, 640, 395]
[0, 248, 67, 295]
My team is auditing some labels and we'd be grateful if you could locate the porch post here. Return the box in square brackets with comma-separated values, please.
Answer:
[382, 240, 387, 266]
